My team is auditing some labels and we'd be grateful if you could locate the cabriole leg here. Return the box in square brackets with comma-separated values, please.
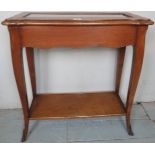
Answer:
[126, 26, 147, 136]
[9, 27, 29, 142]
[26, 47, 36, 98]
[115, 47, 126, 94]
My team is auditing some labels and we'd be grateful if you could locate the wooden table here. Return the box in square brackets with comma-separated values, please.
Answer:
[2, 12, 154, 142]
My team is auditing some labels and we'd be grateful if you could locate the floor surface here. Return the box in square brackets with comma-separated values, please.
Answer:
[0, 102, 155, 143]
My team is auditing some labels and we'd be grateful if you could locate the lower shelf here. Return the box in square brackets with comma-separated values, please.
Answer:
[30, 92, 126, 120]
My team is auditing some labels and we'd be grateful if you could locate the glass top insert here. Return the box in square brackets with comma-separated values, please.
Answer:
[24, 13, 129, 20]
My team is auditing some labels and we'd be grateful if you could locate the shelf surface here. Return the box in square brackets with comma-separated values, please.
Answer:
[30, 92, 126, 120]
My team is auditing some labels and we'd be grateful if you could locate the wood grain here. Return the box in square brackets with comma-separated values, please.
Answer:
[2, 12, 154, 26]
[115, 47, 126, 93]
[126, 26, 148, 135]
[3, 12, 153, 141]
[26, 47, 36, 98]
[20, 26, 137, 48]
[9, 26, 29, 142]
[30, 92, 126, 120]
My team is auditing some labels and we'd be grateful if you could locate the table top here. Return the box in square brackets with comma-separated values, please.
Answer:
[2, 12, 154, 26]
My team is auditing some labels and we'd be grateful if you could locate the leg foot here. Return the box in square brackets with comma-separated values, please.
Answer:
[21, 122, 29, 142]
[126, 115, 134, 136]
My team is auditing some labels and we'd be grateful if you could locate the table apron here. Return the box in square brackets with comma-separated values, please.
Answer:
[19, 25, 137, 48]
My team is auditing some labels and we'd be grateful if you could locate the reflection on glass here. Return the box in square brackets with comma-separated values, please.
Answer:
[25, 13, 129, 20]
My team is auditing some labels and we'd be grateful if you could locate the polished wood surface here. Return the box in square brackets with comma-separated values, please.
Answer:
[20, 26, 137, 48]
[126, 26, 148, 135]
[2, 12, 154, 142]
[26, 47, 36, 98]
[115, 47, 126, 93]
[9, 27, 29, 142]
[2, 12, 153, 26]
[30, 92, 125, 120]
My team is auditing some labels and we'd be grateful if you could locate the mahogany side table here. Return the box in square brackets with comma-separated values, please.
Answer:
[2, 12, 154, 142]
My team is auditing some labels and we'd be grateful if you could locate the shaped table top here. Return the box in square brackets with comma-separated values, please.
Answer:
[2, 12, 154, 26]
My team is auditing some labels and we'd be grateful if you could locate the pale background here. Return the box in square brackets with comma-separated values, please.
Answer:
[0, 11, 154, 109]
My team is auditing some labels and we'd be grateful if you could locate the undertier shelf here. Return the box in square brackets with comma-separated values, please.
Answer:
[30, 92, 126, 120]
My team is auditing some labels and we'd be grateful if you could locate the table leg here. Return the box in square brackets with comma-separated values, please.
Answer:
[115, 47, 126, 94]
[26, 47, 36, 98]
[9, 27, 29, 142]
[126, 26, 147, 135]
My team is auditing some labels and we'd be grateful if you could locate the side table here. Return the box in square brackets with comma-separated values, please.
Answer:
[2, 12, 154, 142]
